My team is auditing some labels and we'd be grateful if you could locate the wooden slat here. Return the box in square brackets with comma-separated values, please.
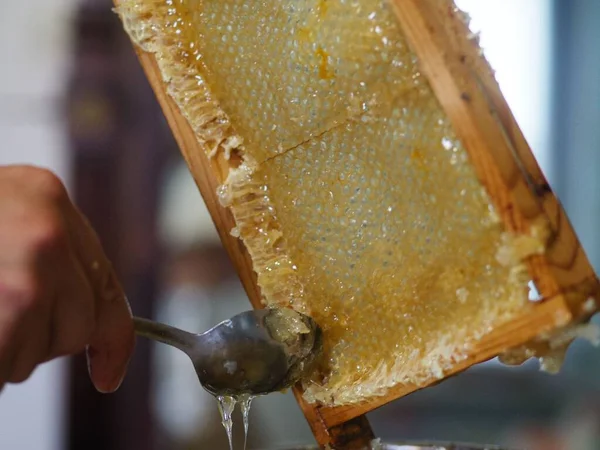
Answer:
[131, 50, 262, 309]
[316, 293, 572, 427]
[119, 0, 599, 447]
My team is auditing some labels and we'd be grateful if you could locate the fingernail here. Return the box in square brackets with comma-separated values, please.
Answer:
[86, 345, 111, 394]
[108, 336, 135, 392]
[109, 366, 127, 393]
[86, 344, 132, 394]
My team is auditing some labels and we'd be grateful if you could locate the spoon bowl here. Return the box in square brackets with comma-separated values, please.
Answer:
[134, 308, 322, 397]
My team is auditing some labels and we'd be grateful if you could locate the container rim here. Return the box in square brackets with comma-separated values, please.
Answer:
[268, 441, 514, 450]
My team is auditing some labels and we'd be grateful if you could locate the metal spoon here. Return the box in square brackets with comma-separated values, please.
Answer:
[133, 308, 323, 396]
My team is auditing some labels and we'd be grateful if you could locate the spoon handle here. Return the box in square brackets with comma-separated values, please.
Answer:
[133, 316, 198, 353]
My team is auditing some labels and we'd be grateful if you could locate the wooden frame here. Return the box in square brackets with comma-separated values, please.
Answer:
[119, 0, 599, 447]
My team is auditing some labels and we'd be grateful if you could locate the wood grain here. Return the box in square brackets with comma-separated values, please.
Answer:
[133, 50, 263, 309]
[120, 0, 599, 447]
[316, 293, 572, 427]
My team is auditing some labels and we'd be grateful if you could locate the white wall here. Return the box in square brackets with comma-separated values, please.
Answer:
[0, 0, 76, 449]
[455, 0, 553, 180]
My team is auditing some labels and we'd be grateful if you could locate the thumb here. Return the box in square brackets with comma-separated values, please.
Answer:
[86, 269, 135, 393]
[59, 199, 135, 393]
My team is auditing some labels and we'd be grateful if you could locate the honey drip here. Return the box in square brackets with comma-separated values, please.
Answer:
[217, 395, 236, 450]
[239, 394, 254, 450]
[214, 393, 255, 450]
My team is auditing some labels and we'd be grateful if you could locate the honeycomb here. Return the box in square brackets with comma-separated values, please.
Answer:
[117, 0, 542, 405]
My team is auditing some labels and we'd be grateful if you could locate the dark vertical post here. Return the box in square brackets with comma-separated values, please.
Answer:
[64, 1, 175, 449]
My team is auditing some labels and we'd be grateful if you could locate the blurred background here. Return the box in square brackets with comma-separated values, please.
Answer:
[0, 0, 599, 449]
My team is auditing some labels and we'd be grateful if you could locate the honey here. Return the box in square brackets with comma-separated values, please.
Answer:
[117, 0, 544, 406]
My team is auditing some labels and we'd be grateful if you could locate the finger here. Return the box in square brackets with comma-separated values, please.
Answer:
[45, 252, 96, 360]
[7, 301, 52, 383]
[0, 302, 20, 389]
[1, 195, 98, 362]
[1, 234, 58, 383]
[0, 345, 18, 392]
[0, 167, 91, 382]
[86, 271, 135, 393]
[0, 200, 63, 269]
[60, 205, 134, 393]
[0, 272, 37, 386]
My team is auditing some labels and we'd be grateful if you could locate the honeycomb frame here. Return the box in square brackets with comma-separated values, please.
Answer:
[115, 0, 600, 447]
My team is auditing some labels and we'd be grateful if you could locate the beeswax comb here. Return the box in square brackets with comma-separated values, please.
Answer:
[115, 0, 599, 447]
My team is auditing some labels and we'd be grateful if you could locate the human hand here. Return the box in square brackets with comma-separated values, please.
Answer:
[0, 165, 134, 393]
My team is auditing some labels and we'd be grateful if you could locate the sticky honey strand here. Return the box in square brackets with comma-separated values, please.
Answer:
[117, 0, 541, 406]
